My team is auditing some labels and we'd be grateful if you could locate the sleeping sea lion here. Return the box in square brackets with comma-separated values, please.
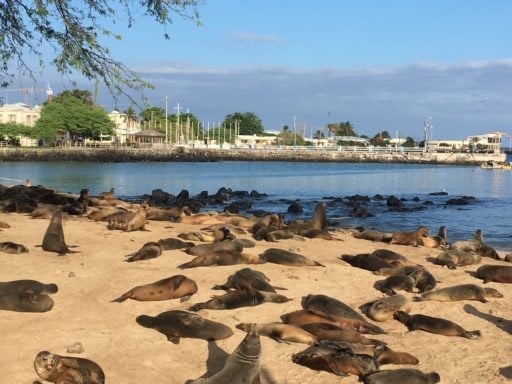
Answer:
[236, 322, 318, 345]
[178, 251, 264, 269]
[393, 311, 481, 339]
[433, 249, 481, 269]
[416, 284, 503, 303]
[188, 289, 290, 311]
[360, 294, 411, 322]
[0, 292, 54, 312]
[418, 226, 447, 248]
[107, 203, 148, 231]
[112, 275, 198, 302]
[373, 345, 419, 365]
[185, 240, 243, 256]
[33, 350, 105, 384]
[301, 294, 367, 322]
[0, 241, 29, 254]
[353, 229, 384, 242]
[124, 242, 163, 262]
[300, 323, 385, 346]
[157, 237, 194, 250]
[389, 226, 429, 246]
[41, 209, 78, 255]
[375, 275, 417, 295]
[474, 264, 512, 283]
[136, 310, 233, 344]
[212, 268, 282, 292]
[260, 248, 325, 267]
[340, 254, 394, 272]
[0, 280, 58, 295]
[449, 229, 483, 252]
[363, 368, 440, 384]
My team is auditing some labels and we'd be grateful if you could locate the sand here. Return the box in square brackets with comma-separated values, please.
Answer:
[0, 209, 511, 383]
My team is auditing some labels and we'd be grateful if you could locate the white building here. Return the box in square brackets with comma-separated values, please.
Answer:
[427, 131, 505, 153]
[0, 103, 41, 146]
[107, 110, 141, 144]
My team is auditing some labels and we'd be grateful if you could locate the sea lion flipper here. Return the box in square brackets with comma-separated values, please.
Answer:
[180, 295, 192, 303]
[111, 291, 132, 303]
[168, 335, 181, 344]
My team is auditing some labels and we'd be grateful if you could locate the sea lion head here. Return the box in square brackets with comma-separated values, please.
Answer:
[237, 323, 261, 358]
[34, 351, 58, 377]
[483, 287, 504, 298]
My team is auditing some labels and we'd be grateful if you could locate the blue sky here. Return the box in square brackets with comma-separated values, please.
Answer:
[9, 1, 512, 140]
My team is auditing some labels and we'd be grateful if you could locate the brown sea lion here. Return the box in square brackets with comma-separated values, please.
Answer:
[251, 213, 283, 234]
[178, 251, 264, 269]
[301, 294, 368, 322]
[146, 206, 192, 222]
[157, 237, 194, 250]
[33, 350, 105, 384]
[136, 310, 234, 344]
[449, 228, 483, 252]
[112, 275, 198, 302]
[287, 202, 328, 233]
[433, 249, 481, 269]
[107, 203, 148, 231]
[390, 226, 429, 246]
[474, 264, 512, 283]
[212, 267, 283, 292]
[418, 226, 447, 248]
[0, 280, 58, 295]
[300, 323, 385, 346]
[185, 240, 243, 256]
[0, 292, 54, 312]
[370, 249, 413, 267]
[374, 345, 419, 365]
[353, 229, 384, 242]
[292, 341, 379, 377]
[41, 209, 78, 255]
[236, 322, 318, 345]
[86, 206, 128, 221]
[189, 289, 290, 311]
[415, 284, 503, 303]
[360, 294, 411, 322]
[394, 311, 481, 338]
[188, 323, 260, 384]
[98, 187, 115, 199]
[29, 205, 61, 220]
[363, 368, 440, 384]
[63, 188, 90, 215]
[414, 269, 437, 293]
[341, 254, 395, 272]
[375, 274, 417, 295]
[373, 264, 424, 276]
[0, 241, 29, 254]
[124, 241, 163, 262]
[260, 248, 325, 267]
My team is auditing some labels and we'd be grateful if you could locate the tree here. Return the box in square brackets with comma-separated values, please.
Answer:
[313, 130, 325, 140]
[34, 89, 115, 142]
[139, 107, 166, 131]
[327, 121, 357, 137]
[123, 106, 138, 129]
[223, 112, 265, 136]
[0, 1, 201, 99]
[403, 137, 415, 147]
[369, 131, 391, 146]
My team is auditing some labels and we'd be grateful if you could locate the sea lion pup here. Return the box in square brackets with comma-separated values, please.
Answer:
[63, 188, 90, 215]
[433, 249, 481, 269]
[236, 322, 318, 345]
[415, 284, 503, 303]
[473, 264, 512, 283]
[362, 368, 440, 384]
[282, 310, 385, 335]
[136, 310, 233, 344]
[188, 289, 290, 311]
[259, 248, 325, 267]
[418, 226, 447, 248]
[360, 294, 411, 322]
[291, 341, 379, 377]
[41, 209, 78, 256]
[353, 229, 384, 242]
[340, 254, 394, 272]
[98, 187, 115, 199]
[146, 205, 192, 222]
[33, 350, 105, 384]
[157, 237, 194, 250]
[124, 241, 163, 262]
[300, 323, 385, 346]
[449, 228, 483, 252]
[251, 213, 284, 236]
[0, 280, 58, 295]
[0, 241, 29, 254]
[389, 226, 429, 246]
[178, 250, 264, 269]
[375, 274, 418, 296]
[189, 323, 261, 384]
[107, 202, 148, 231]
[412, 269, 437, 293]
[393, 311, 481, 339]
[185, 240, 243, 256]
[212, 268, 283, 293]
[112, 275, 198, 302]
[0, 292, 54, 312]
[373, 345, 419, 365]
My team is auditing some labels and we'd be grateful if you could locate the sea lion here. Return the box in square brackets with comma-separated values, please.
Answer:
[375, 274, 417, 295]
[353, 229, 384, 242]
[212, 268, 283, 293]
[0, 280, 58, 295]
[98, 187, 115, 199]
[260, 248, 325, 267]
[433, 249, 481, 269]
[251, 213, 284, 235]
[478, 243, 500, 260]
[418, 226, 447, 248]
[292, 341, 379, 377]
[340, 254, 394, 272]
[373, 345, 419, 365]
[178, 251, 264, 269]
[188, 289, 290, 311]
[370, 249, 412, 267]
[62, 188, 90, 215]
[300, 323, 385, 346]
[87, 206, 128, 221]
[415, 284, 503, 303]
[0, 292, 54, 312]
[393, 311, 481, 339]
[389, 226, 429, 246]
[236, 322, 318, 345]
[157, 237, 194, 250]
[360, 294, 411, 322]
[414, 269, 437, 293]
[33, 350, 105, 384]
[136, 310, 233, 344]
[188, 323, 261, 384]
[146, 206, 192, 222]
[107, 203, 148, 231]
[41, 209, 78, 255]
[0, 241, 29, 254]
[474, 264, 512, 283]
[449, 228, 484, 251]
[124, 242, 163, 262]
[362, 368, 440, 384]
[112, 275, 198, 302]
[301, 294, 368, 322]
[373, 265, 424, 277]
[287, 202, 328, 233]
[185, 240, 243, 256]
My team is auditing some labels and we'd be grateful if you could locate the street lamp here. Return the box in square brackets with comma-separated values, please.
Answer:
[293, 116, 297, 148]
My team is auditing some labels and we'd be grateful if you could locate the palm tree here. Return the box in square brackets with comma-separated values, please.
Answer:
[123, 106, 138, 129]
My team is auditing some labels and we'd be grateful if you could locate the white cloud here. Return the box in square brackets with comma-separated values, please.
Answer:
[231, 31, 284, 44]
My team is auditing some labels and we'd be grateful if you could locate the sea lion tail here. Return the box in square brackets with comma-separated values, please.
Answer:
[465, 330, 481, 339]
[177, 261, 192, 269]
[412, 296, 425, 302]
[111, 291, 132, 303]
[315, 261, 326, 267]
[188, 303, 204, 312]
[364, 322, 387, 335]
[136, 315, 155, 328]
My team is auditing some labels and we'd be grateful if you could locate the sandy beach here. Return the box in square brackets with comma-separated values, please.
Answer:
[0, 207, 511, 383]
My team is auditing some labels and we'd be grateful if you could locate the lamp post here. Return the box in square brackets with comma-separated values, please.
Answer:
[293, 116, 297, 148]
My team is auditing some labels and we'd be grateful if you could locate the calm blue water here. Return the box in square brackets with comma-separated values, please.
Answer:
[1, 159, 511, 251]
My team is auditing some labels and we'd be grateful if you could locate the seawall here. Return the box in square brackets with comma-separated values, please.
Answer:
[0, 146, 506, 165]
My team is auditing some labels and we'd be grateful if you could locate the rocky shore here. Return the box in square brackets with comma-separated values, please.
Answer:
[0, 146, 506, 165]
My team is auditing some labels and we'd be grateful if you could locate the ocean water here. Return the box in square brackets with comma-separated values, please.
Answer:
[1, 159, 511, 252]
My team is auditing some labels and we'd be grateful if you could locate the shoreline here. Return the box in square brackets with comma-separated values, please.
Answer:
[0, 147, 507, 165]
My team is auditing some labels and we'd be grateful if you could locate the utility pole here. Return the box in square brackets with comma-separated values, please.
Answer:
[174, 102, 181, 144]
[165, 96, 168, 145]
[293, 116, 297, 148]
